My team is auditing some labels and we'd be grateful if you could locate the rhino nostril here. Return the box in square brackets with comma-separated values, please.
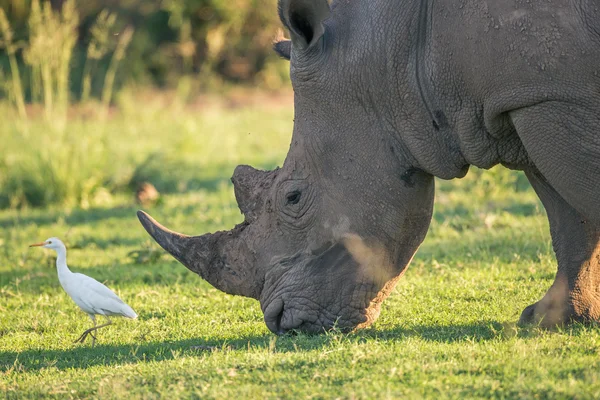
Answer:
[275, 306, 285, 335]
[264, 298, 285, 334]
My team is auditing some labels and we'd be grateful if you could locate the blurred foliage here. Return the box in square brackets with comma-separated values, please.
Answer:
[0, 95, 294, 209]
[0, 0, 289, 100]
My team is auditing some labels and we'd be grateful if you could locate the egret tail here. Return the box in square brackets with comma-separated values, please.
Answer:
[121, 303, 138, 319]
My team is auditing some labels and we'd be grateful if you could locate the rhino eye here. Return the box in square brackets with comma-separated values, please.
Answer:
[286, 190, 301, 205]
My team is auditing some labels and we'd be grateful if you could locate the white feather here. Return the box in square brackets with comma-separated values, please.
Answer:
[61, 273, 138, 319]
[40, 237, 138, 319]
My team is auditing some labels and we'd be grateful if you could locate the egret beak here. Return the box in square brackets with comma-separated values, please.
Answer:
[29, 242, 46, 247]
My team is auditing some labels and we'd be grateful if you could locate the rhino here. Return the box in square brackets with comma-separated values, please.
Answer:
[138, 0, 600, 334]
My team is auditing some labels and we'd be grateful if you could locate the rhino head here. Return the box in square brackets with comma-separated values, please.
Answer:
[138, 0, 437, 334]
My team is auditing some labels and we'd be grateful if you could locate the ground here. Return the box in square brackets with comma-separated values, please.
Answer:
[1, 94, 599, 399]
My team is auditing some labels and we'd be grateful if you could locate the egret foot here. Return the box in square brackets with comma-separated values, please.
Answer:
[73, 330, 97, 344]
[74, 317, 112, 346]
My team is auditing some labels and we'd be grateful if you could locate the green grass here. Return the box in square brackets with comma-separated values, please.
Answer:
[0, 93, 293, 208]
[1, 100, 600, 399]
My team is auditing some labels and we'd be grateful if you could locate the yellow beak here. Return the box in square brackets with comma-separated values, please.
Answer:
[29, 242, 46, 247]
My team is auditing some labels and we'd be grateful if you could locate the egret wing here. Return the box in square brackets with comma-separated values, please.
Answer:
[64, 273, 137, 318]
[73, 273, 126, 304]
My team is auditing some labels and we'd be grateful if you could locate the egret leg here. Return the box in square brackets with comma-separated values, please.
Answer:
[74, 316, 112, 346]
[90, 316, 97, 348]
[74, 315, 95, 344]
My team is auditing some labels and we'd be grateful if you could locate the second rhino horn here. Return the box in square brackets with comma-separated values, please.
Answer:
[231, 165, 279, 223]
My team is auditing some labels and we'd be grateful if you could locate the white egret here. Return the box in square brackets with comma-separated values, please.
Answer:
[30, 237, 137, 346]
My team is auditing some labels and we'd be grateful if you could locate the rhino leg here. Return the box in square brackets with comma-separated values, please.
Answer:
[519, 170, 600, 327]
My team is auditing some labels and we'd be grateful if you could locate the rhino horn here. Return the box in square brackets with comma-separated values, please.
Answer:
[137, 210, 260, 299]
[231, 165, 278, 223]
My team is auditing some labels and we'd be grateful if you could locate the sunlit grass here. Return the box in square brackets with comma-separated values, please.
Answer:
[0, 98, 293, 209]
[1, 102, 599, 398]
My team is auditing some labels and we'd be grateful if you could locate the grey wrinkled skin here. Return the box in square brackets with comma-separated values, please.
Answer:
[139, 0, 600, 333]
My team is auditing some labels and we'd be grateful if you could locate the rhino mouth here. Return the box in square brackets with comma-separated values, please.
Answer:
[260, 239, 391, 334]
[263, 294, 356, 334]
[263, 300, 366, 334]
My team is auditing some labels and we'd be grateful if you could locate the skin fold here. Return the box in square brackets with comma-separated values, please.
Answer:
[139, 0, 600, 333]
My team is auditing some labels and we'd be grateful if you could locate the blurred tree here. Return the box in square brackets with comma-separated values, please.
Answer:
[0, 0, 288, 100]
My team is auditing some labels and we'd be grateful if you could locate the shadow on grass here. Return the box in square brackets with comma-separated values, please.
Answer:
[362, 321, 508, 343]
[0, 177, 234, 230]
[0, 335, 273, 372]
[0, 320, 551, 372]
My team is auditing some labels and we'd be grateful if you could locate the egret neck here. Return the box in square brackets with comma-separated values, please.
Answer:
[54, 243, 71, 280]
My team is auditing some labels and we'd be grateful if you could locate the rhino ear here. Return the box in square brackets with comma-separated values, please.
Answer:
[273, 29, 291, 60]
[278, 0, 330, 50]
[273, 39, 291, 60]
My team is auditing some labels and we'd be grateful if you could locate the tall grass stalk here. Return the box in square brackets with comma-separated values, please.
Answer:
[81, 10, 117, 103]
[56, 0, 78, 120]
[0, 9, 27, 119]
[26, 0, 53, 120]
[24, 0, 78, 125]
[101, 26, 133, 118]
